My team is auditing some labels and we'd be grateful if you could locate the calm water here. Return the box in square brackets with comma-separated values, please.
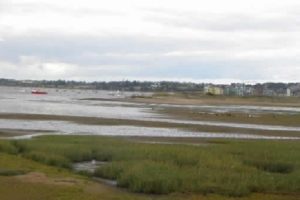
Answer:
[0, 87, 158, 119]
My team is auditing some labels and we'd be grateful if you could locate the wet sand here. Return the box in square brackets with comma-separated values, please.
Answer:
[128, 94, 300, 107]
[0, 113, 300, 138]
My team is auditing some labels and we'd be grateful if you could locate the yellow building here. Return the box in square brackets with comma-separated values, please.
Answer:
[204, 85, 224, 95]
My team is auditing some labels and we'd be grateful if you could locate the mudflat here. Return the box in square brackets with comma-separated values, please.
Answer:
[129, 93, 300, 107]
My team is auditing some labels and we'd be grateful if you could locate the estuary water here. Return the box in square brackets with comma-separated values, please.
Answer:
[0, 86, 300, 140]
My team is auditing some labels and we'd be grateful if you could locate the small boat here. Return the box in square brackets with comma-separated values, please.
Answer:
[31, 89, 48, 95]
[108, 90, 122, 97]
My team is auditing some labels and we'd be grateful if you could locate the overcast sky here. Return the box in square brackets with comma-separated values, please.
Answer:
[1, 0, 300, 83]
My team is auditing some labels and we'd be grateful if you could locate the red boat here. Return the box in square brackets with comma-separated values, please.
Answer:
[31, 89, 48, 95]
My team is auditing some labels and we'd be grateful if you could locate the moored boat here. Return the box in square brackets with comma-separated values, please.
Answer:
[31, 89, 48, 95]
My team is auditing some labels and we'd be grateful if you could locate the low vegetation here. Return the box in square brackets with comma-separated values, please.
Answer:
[0, 136, 299, 197]
[159, 106, 300, 127]
[0, 152, 152, 200]
[131, 91, 300, 107]
[0, 169, 26, 176]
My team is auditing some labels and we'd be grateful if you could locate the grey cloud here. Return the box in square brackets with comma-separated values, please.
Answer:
[145, 9, 300, 32]
[1, 2, 125, 17]
[1, 14, 300, 82]
[1, 34, 300, 78]
[0, 0, 11, 14]
[2, 34, 294, 62]
[0, 35, 239, 63]
[0, 57, 265, 81]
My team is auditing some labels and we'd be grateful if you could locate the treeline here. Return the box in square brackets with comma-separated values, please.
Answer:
[0, 79, 204, 92]
[0, 78, 299, 93]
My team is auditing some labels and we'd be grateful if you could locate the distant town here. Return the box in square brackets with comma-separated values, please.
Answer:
[1, 78, 300, 97]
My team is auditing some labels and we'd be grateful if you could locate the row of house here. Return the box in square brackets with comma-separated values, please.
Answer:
[204, 83, 300, 97]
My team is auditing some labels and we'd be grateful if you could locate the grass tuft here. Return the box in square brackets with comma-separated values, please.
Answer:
[245, 160, 294, 174]
[0, 169, 26, 176]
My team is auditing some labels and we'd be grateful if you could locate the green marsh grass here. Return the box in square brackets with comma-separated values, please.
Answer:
[0, 136, 299, 197]
[0, 169, 26, 176]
